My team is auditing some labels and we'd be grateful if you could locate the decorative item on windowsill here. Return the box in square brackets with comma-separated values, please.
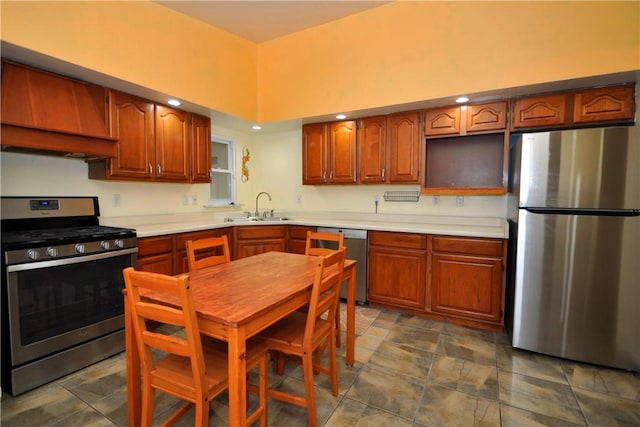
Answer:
[241, 145, 250, 182]
[383, 191, 420, 202]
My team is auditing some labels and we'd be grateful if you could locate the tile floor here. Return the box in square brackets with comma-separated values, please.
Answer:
[2, 303, 640, 426]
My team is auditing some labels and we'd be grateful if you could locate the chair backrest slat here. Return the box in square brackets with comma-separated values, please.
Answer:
[186, 236, 231, 271]
[305, 231, 345, 257]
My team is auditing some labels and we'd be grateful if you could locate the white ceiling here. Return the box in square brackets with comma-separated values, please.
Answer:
[154, 1, 391, 43]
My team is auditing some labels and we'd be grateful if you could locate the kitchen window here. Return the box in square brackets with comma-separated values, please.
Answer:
[209, 135, 237, 206]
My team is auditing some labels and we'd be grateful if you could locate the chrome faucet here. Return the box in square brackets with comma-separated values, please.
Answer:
[255, 191, 272, 217]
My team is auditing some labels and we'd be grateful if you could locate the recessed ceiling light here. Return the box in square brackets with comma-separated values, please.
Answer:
[167, 99, 181, 107]
[252, 125, 262, 130]
[455, 97, 469, 104]
[335, 114, 346, 120]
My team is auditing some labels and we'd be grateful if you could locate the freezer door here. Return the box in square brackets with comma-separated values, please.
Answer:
[512, 209, 640, 370]
[515, 126, 640, 210]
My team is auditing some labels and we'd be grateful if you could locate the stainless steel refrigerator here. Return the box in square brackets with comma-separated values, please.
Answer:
[508, 125, 640, 371]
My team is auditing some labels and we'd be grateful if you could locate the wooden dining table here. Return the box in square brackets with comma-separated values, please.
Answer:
[125, 250, 357, 427]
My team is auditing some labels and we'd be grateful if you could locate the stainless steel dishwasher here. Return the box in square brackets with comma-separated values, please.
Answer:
[316, 227, 368, 303]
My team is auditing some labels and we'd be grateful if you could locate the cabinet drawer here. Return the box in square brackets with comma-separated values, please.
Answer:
[175, 229, 221, 250]
[512, 94, 568, 129]
[466, 101, 507, 133]
[138, 235, 173, 256]
[236, 225, 286, 240]
[369, 231, 427, 250]
[432, 236, 503, 257]
[573, 85, 635, 124]
[288, 225, 316, 239]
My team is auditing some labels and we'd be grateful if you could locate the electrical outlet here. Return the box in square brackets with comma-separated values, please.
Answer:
[183, 195, 189, 206]
[456, 196, 464, 207]
[112, 194, 121, 207]
[433, 196, 439, 206]
[192, 195, 198, 205]
[296, 194, 302, 204]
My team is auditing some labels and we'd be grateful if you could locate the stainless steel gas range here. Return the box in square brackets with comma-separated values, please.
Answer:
[1, 196, 138, 395]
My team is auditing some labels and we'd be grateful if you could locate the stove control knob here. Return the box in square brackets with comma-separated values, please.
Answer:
[101, 241, 111, 250]
[27, 249, 40, 260]
[46, 247, 58, 257]
[114, 239, 125, 249]
[75, 244, 86, 254]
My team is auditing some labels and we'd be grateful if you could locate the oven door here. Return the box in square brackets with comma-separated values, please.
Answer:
[5, 248, 137, 365]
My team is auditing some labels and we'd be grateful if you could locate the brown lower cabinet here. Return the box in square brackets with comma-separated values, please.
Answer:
[286, 225, 316, 254]
[367, 231, 427, 310]
[174, 228, 232, 274]
[430, 236, 506, 328]
[368, 231, 507, 331]
[137, 235, 174, 275]
[234, 225, 287, 259]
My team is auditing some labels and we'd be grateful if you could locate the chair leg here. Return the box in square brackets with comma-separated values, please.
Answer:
[195, 398, 209, 427]
[335, 307, 341, 348]
[302, 352, 318, 427]
[141, 387, 154, 427]
[259, 353, 268, 427]
[328, 333, 339, 396]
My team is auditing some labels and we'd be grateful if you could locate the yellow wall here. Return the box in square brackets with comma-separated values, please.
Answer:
[2, 1, 638, 124]
[257, 1, 640, 121]
[0, 1, 258, 120]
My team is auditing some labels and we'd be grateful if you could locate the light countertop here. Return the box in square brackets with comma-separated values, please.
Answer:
[101, 211, 509, 239]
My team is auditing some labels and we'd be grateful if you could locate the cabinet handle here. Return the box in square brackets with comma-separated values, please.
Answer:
[322, 171, 327, 182]
[148, 163, 153, 176]
[382, 168, 385, 179]
[329, 171, 334, 182]
[157, 164, 161, 176]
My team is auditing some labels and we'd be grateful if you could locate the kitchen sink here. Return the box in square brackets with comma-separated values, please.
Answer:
[224, 216, 291, 223]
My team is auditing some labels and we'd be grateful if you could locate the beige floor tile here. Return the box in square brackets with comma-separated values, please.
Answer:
[565, 362, 640, 401]
[500, 404, 586, 427]
[325, 397, 413, 427]
[574, 387, 640, 426]
[429, 354, 498, 400]
[498, 371, 584, 424]
[497, 344, 570, 385]
[414, 384, 501, 427]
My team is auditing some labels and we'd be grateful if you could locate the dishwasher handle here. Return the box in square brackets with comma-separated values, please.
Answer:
[317, 227, 367, 240]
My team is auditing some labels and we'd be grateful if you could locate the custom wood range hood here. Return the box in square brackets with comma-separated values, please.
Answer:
[1, 60, 117, 159]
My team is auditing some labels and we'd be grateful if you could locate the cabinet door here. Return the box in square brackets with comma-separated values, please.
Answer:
[190, 113, 211, 183]
[137, 235, 174, 275]
[466, 101, 507, 133]
[368, 245, 426, 310]
[388, 111, 422, 183]
[236, 239, 286, 259]
[287, 225, 316, 254]
[358, 116, 387, 183]
[573, 85, 635, 124]
[424, 106, 461, 136]
[328, 121, 357, 183]
[302, 123, 328, 184]
[107, 90, 155, 179]
[512, 94, 568, 129]
[155, 105, 189, 181]
[431, 253, 503, 324]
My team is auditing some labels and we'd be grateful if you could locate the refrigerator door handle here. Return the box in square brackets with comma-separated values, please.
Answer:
[525, 207, 640, 216]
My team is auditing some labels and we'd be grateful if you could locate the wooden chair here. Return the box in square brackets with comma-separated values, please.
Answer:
[305, 230, 345, 257]
[122, 267, 268, 427]
[186, 235, 231, 271]
[257, 248, 346, 427]
[305, 230, 346, 346]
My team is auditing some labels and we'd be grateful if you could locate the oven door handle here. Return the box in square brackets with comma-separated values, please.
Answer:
[6, 248, 138, 272]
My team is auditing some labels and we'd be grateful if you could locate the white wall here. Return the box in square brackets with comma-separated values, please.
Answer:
[0, 125, 508, 219]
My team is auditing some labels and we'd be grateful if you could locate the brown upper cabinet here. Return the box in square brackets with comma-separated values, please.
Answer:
[357, 111, 422, 184]
[422, 101, 508, 195]
[512, 84, 635, 130]
[302, 121, 357, 184]
[0, 60, 116, 157]
[424, 101, 508, 136]
[573, 85, 635, 124]
[88, 90, 210, 183]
